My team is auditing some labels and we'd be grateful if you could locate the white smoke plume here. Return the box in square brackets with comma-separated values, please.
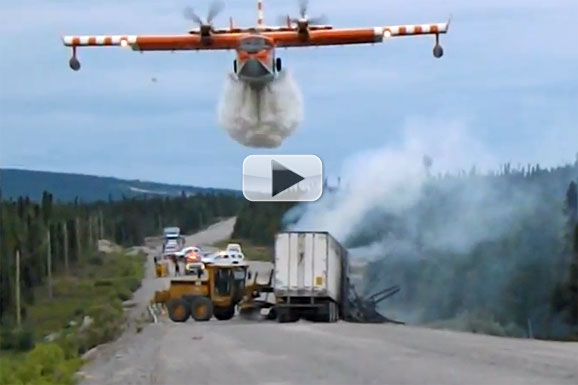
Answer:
[286, 118, 499, 245]
[217, 71, 304, 148]
[283, 118, 575, 336]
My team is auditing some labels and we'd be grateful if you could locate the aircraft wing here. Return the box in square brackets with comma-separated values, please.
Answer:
[62, 34, 241, 51]
[263, 21, 450, 48]
[61, 25, 317, 51]
[62, 21, 449, 51]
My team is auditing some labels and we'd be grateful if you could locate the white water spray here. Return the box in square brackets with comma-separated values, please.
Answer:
[217, 71, 304, 148]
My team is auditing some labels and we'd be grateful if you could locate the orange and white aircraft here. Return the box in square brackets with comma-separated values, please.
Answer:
[62, 0, 450, 89]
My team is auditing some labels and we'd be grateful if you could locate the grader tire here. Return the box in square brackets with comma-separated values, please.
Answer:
[266, 307, 278, 320]
[214, 306, 235, 321]
[190, 296, 213, 321]
[167, 298, 190, 322]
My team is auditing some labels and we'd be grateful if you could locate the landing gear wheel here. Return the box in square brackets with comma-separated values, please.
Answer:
[190, 296, 213, 321]
[214, 306, 235, 321]
[167, 298, 190, 322]
[233, 59, 237, 73]
[275, 57, 282, 72]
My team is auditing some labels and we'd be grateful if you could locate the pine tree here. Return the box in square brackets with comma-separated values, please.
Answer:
[561, 182, 578, 324]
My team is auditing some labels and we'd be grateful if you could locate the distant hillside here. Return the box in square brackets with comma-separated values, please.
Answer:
[0, 168, 240, 202]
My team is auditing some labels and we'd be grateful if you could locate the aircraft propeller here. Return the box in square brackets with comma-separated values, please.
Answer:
[280, 0, 328, 33]
[183, 0, 224, 36]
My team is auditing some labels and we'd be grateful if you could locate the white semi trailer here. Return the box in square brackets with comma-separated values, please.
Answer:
[273, 231, 350, 323]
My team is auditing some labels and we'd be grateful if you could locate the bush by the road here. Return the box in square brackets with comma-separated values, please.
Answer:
[0, 324, 35, 352]
[0, 343, 82, 385]
[0, 250, 146, 384]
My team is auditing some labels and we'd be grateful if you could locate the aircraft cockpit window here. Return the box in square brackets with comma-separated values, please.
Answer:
[239, 37, 270, 53]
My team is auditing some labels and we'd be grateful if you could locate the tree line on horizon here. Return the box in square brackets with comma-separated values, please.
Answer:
[357, 163, 577, 339]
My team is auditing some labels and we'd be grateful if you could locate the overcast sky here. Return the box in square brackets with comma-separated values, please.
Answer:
[0, 0, 576, 189]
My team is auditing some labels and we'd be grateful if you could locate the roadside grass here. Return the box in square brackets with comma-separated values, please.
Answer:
[213, 238, 273, 262]
[0, 249, 146, 385]
[27, 251, 145, 341]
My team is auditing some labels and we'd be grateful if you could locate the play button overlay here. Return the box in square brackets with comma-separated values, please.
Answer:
[272, 160, 304, 196]
[243, 155, 323, 202]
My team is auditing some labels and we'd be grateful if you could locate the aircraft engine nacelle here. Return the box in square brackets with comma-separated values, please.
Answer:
[296, 20, 309, 35]
[200, 24, 212, 37]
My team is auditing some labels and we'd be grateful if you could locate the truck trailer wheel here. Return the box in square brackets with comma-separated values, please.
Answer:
[277, 308, 299, 323]
[214, 306, 235, 320]
[190, 296, 213, 321]
[329, 301, 339, 323]
[313, 301, 339, 322]
[167, 298, 190, 322]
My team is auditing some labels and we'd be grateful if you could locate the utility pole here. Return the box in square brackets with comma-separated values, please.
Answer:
[63, 221, 69, 275]
[88, 215, 93, 251]
[15, 250, 21, 328]
[99, 209, 104, 239]
[47, 228, 53, 299]
[75, 217, 81, 261]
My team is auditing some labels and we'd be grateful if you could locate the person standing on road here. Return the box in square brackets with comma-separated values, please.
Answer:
[172, 254, 181, 276]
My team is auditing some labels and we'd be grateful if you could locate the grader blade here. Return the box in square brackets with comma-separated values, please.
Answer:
[239, 300, 276, 321]
[239, 306, 264, 321]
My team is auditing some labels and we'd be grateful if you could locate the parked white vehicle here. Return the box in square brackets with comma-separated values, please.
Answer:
[225, 243, 245, 260]
[204, 250, 246, 265]
[226, 243, 242, 253]
[163, 239, 180, 254]
[174, 246, 202, 261]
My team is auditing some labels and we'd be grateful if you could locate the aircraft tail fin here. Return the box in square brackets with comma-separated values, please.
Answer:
[257, 0, 264, 27]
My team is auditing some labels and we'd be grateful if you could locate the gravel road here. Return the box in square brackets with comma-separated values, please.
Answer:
[182, 217, 237, 247]
[79, 218, 578, 385]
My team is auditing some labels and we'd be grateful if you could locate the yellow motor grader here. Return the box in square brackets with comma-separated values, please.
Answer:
[152, 261, 274, 322]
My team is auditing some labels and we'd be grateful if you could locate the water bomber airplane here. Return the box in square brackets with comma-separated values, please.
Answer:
[62, 0, 451, 89]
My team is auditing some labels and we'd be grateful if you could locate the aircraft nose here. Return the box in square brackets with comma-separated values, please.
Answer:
[238, 58, 270, 78]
